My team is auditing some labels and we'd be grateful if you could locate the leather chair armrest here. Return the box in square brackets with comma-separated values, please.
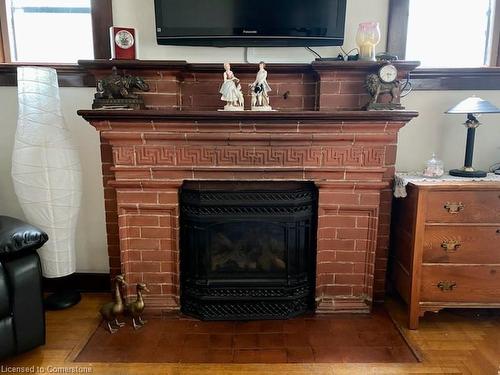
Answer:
[0, 216, 48, 256]
[3, 253, 45, 354]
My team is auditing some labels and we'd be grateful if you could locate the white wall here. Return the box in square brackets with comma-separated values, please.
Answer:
[0, 0, 498, 273]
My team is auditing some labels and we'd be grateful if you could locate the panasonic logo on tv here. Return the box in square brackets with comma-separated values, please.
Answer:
[243, 30, 258, 34]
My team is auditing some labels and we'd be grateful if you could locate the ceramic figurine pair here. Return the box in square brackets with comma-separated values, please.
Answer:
[219, 62, 272, 111]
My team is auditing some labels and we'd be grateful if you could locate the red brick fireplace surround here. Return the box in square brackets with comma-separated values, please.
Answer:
[78, 60, 419, 314]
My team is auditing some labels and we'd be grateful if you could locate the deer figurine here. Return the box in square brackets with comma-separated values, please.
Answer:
[99, 274, 127, 334]
[126, 283, 150, 330]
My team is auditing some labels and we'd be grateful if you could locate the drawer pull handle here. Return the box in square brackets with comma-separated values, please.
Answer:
[441, 240, 461, 252]
[437, 281, 456, 291]
[444, 202, 464, 214]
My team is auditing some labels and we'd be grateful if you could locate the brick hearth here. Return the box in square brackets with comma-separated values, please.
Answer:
[78, 60, 419, 314]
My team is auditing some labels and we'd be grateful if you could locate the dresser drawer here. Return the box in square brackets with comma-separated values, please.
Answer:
[423, 226, 500, 264]
[420, 265, 500, 303]
[425, 191, 500, 223]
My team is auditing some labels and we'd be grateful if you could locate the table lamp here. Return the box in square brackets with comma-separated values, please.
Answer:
[446, 96, 500, 178]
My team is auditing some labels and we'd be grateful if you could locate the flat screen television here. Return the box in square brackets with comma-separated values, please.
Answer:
[154, 0, 347, 47]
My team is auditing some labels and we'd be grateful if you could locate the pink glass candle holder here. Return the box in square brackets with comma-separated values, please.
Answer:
[356, 22, 381, 61]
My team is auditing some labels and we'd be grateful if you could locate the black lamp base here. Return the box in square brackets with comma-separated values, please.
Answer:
[449, 168, 487, 178]
[44, 290, 81, 310]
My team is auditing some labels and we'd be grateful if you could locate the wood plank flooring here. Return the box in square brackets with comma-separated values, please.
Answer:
[1, 294, 499, 374]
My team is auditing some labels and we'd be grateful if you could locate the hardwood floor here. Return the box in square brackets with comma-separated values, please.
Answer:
[1, 294, 499, 374]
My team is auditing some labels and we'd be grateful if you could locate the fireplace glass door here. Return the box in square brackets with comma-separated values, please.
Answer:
[208, 221, 287, 277]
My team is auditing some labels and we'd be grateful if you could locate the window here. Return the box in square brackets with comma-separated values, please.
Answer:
[388, 0, 500, 68]
[0, 0, 113, 63]
[405, 0, 494, 68]
[4, 0, 93, 63]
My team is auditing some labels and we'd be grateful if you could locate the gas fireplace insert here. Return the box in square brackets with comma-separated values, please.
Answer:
[180, 181, 318, 320]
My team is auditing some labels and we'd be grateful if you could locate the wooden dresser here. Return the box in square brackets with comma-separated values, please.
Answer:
[390, 180, 500, 329]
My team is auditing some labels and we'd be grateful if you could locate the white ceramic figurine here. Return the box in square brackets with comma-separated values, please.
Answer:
[219, 62, 244, 111]
[249, 61, 272, 111]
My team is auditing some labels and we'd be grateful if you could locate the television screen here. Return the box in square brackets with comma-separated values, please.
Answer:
[154, 0, 346, 47]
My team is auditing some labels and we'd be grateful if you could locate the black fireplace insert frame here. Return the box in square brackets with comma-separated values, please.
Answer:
[179, 181, 318, 320]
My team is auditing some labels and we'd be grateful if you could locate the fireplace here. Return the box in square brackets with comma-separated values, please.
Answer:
[78, 59, 420, 315]
[179, 181, 317, 320]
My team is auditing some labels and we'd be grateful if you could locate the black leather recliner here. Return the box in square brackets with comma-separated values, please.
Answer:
[0, 215, 47, 360]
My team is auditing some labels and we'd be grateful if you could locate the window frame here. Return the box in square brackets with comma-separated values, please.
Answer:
[387, 0, 500, 90]
[0, 0, 112, 68]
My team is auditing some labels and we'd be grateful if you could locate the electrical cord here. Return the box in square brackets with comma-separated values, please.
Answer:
[306, 46, 360, 61]
[305, 46, 322, 59]
[340, 46, 359, 57]
[244, 47, 252, 63]
[400, 73, 413, 98]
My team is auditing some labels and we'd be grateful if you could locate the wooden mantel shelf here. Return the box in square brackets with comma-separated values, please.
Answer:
[77, 109, 419, 122]
[78, 59, 421, 73]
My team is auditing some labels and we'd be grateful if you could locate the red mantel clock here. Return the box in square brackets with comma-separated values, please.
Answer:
[110, 27, 137, 60]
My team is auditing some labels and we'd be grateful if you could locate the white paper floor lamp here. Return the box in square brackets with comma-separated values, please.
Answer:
[12, 67, 82, 309]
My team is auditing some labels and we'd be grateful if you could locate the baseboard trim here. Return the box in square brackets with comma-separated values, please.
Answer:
[43, 273, 110, 293]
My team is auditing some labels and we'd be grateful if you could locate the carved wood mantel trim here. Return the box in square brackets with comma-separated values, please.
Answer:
[77, 109, 419, 123]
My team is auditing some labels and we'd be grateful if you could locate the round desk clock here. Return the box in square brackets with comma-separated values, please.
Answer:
[378, 64, 398, 83]
[115, 30, 134, 49]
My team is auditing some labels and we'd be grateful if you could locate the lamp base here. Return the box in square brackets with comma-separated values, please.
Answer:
[44, 290, 81, 310]
[449, 168, 487, 178]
